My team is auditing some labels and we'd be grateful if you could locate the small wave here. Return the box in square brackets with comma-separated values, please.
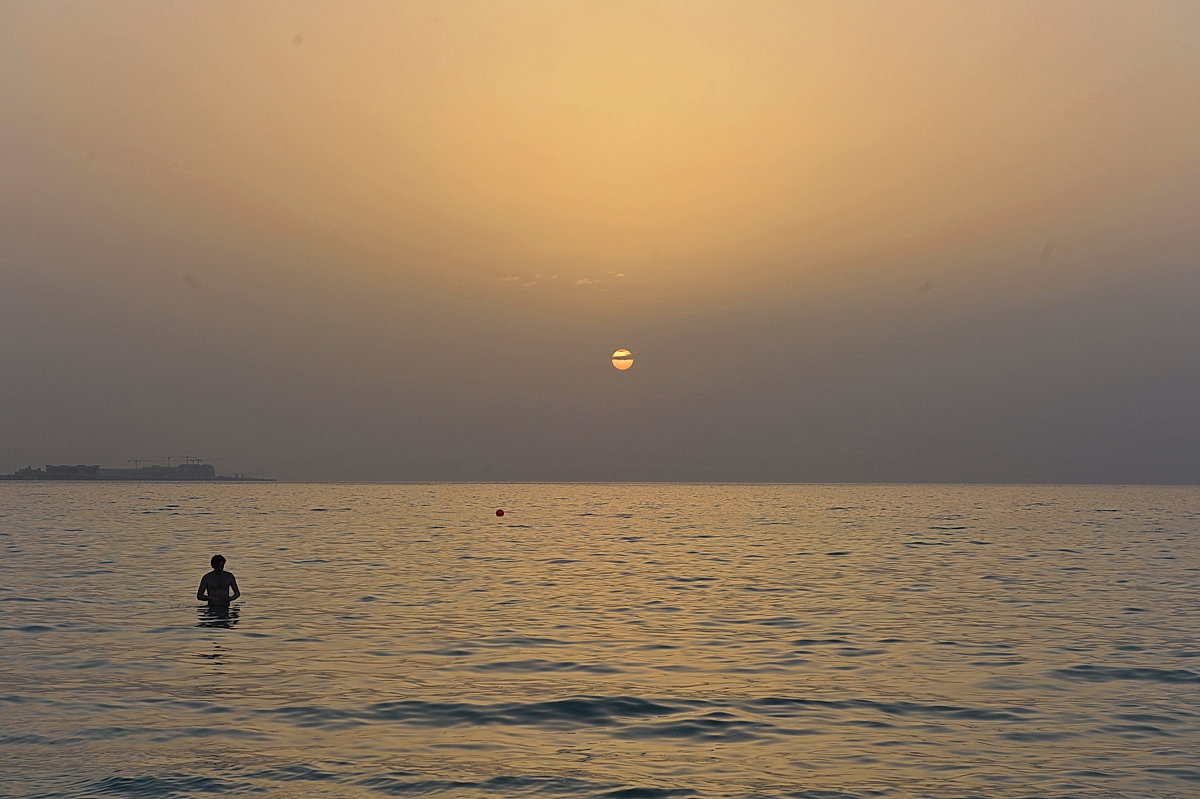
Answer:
[264, 695, 684, 729]
[242, 763, 341, 783]
[1100, 722, 1176, 737]
[476, 635, 570, 647]
[355, 773, 630, 796]
[1050, 665, 1200, 684]
[715, 615, 804, 628]
[750, 696, 1037, 722]
[254, 693, 1041, 737]
[468, 659, 623, 674]
[1144, 766, 1200, 783]
[787, 787, 892, 791]
[622, 717, 765, 742]
[1112, 712, 1184, 724]
[1001, 730, 1077, 741]
[90, 774, 253, 796]
[834, 648, 886, 657]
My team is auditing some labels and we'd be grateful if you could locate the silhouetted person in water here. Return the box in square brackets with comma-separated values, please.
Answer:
[197, 554, 240, 607]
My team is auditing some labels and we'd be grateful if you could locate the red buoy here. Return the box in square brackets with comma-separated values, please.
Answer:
[495, 509, 504, 517]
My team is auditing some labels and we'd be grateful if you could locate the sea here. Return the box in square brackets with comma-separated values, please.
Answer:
[1, 483, 1197, 799]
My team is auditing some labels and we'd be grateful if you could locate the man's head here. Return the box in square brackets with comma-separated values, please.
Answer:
[211, 554, 226, 571]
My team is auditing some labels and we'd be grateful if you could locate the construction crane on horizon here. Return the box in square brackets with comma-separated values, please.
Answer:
[166, 456, 209, 466]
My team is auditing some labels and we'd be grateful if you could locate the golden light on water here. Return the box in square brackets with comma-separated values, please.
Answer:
[611, 349, 634, 371]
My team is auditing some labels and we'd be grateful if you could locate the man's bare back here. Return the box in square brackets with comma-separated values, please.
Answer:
[197, 554, 240, 606]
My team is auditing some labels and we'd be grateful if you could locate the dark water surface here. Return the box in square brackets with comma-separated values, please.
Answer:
[1, 483, 1197, 798]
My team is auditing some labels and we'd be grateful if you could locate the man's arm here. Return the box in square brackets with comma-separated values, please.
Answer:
[197, 576, 209, 601]
[228, 575, 240, 602]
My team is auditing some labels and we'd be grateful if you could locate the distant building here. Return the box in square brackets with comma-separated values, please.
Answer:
[1, 462, 266, 481]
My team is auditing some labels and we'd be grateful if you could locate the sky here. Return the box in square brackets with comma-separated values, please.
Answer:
[2, 0, 1198, 483]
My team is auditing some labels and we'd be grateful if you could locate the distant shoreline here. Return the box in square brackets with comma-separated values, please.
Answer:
[0, 476, 275, 482]
[0, 463, 273, 482]
[3, 479, 1195, 487]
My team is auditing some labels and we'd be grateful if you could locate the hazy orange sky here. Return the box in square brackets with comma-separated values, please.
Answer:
[2, 1, 1198, 481]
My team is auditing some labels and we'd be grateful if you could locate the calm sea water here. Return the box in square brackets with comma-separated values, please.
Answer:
[1, 483, 1197, 799]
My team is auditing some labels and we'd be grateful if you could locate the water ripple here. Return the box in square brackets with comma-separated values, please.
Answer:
[2, 483, 1198, 799]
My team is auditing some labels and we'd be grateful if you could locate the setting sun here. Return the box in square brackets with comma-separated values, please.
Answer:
[611, 349, 634, 370]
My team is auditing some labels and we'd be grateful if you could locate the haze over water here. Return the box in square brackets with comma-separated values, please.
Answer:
[2, 482, 1198, 798]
